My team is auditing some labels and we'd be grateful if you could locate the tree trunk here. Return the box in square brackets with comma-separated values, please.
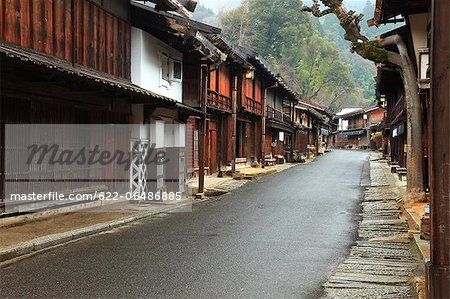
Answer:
[402, 60, 425, 198]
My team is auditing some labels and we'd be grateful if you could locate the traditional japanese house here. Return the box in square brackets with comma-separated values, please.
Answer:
[0, 0, 210, 212]
[130, 1, 225, 188]
[251, 58, 297, 164]
[377, 67, 407, 165]
[332, 107, 386, 149]
[202, 37, 253, 175]
[371, 0, 431, 190]
[292, 103, 313, 156]
[183, 34, 252, 177]
[232, 47, 266, 168]
[131, 16, 240, 179]
[293, 102, 327, 157]
[265, 83, 296, 163]
[307, 103, 332, 154]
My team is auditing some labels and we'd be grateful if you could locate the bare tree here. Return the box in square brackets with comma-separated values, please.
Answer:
[302, 0, 424, 199]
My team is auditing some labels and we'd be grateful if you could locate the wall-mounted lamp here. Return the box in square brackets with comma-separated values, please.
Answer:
[418, 48, 430, 89]
[245, 70, 255, 80]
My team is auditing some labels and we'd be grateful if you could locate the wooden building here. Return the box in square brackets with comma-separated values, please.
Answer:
[370, 0, 450, 295]
[0, 0, 334, 207]
[332, 107, 386, 149]
[371, 0, 431, 191]
[184, 34, 252, 176]
[0, 0, 214, 212]
[292, 102, 331, 157]
[243, 51, 296, 164]
[265, 83, 296, 163]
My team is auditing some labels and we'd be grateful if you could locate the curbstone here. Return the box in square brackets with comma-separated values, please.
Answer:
[33, 232, 73, 251]
[70, 223, 112, 240]
[0, 241, 34, 263]
[0, 204, 188, 263]
[0, 193, 229, 263]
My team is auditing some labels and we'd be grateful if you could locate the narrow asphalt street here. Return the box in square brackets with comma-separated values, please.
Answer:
[0, 150, 369, 299]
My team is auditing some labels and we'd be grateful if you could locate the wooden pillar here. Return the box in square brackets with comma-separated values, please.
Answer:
[217, 115, 223, 177]
[426, 1, 450, 297]
[231, 75, 238, 174]
[315, 122, 319, 156]
[0, 93, 4, 212]
[197, 64, 208, 196]
[261, 88, 267, 167]
[290, 101, 295, 161]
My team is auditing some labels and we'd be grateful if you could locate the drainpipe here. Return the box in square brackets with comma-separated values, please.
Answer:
[290, 100, 295, 161]
[231, 74, 238, 174]
[261, 88, 267, 167]
[217, 115, 223, 177]
[315, 122, 320, 156]
[197, 63, 208, 197]
[426, 1, 450, 297]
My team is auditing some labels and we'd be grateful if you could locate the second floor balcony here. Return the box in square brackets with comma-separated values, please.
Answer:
[267, 106, 291, 124]
[242, 97, 262, 115]
[207, 90, 232, 113]
[341, 122, 371, 131]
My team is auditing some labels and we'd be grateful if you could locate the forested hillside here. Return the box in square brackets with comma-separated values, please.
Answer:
[194, 0, 399, 112]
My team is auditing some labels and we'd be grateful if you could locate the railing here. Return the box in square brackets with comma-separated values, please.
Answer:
[384, 94, 405, 125]
[347, 123, 365, 130]
[242, 97, 263, 115]
[207, 90, 232, 112]
[266, 106, 291, 123]
[392, 94, 406, 122]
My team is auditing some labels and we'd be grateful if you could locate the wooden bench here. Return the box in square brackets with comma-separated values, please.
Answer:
[234, 158, 248, 170]
[264, 155, 276, 166]
[276, 155, 285, 164]
[235, 158, 247, 164]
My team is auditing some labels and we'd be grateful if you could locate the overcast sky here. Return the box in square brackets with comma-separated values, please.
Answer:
[198, 0, 372, 13]
[198, 0, 242, 12]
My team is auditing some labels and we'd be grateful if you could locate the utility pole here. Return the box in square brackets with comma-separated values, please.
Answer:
[426, 1, 450, 297]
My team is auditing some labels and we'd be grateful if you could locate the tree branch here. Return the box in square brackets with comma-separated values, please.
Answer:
[301, 5, 333, 17]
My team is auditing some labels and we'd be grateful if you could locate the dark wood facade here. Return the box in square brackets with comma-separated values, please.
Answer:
[0, 0, 131, 80]
[0, 0, 203, 210]
[264, 88, 295, 161]
[332, 107, 386, 150]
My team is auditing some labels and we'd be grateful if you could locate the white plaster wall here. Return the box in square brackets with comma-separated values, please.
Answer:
[131, 27, 183, 102]
[409, 13, 430, 65]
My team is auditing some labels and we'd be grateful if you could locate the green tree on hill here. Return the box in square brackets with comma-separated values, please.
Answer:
[219, 0, 367, 112]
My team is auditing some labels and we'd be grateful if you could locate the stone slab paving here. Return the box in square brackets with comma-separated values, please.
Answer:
[323, 157, 419, 299]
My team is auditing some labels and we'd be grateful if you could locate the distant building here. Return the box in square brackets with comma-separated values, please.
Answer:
[331, 107, 386, 149]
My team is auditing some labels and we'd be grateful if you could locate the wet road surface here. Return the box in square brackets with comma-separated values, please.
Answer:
[0, 149, 369, 298]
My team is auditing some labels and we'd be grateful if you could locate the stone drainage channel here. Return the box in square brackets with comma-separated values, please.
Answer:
[323, 155, 422, 299]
